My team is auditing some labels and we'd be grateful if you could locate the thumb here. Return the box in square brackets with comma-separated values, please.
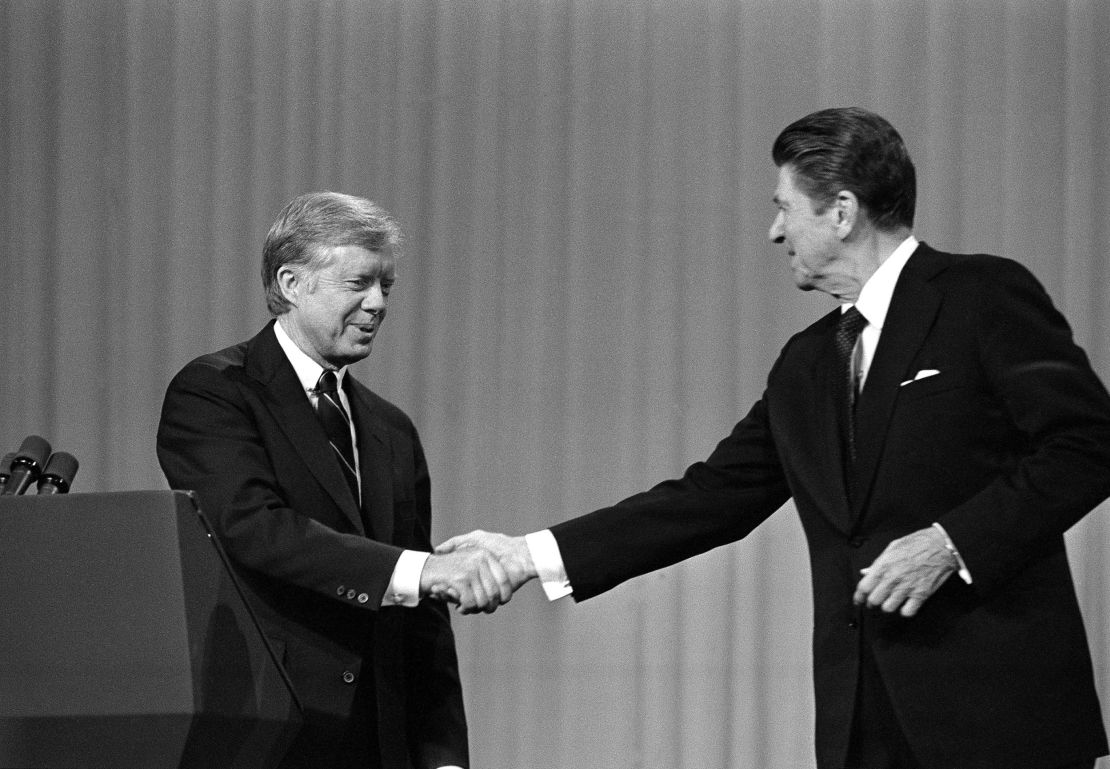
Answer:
[429, 584, 461, 603]
[435, 537, 463, 554]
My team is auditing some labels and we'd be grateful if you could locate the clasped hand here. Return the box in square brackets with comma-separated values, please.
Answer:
[853, 526, 958, 617]
[419, 530, 536, 614]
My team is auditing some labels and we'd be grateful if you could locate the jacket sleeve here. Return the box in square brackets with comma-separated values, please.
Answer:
[156, 359, 404, 607]
[551, 393, 792, 602]
[938, 258, 1110, 595]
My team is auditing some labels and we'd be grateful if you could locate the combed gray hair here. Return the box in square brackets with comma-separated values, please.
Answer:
[261, 191, 403, 316]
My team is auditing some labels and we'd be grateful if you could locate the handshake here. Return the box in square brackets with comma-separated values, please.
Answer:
[418, 531, 538, 613]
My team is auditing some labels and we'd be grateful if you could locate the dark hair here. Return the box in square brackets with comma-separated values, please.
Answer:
[772, 107, 915, 231]
[261, 191, 403, 315]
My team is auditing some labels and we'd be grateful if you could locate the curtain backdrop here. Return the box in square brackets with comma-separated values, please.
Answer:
[3, 1, 1108, 767]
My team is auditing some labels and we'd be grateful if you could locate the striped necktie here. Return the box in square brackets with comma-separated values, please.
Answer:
[315, 370, 360, 505]
[834, 306, 868, 465]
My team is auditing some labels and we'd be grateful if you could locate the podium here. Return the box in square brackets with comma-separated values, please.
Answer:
[0, 490, 302, 768]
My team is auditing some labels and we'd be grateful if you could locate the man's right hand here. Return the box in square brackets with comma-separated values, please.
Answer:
[435, 530, 537, 598]
[419, 548, 513, 614]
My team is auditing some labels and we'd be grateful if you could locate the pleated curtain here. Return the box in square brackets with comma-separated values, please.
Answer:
[3, 2, 1108, 766]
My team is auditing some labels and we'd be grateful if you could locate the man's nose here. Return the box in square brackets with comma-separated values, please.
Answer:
[769, 212, 785, 243]
[362, 284, 387, 310]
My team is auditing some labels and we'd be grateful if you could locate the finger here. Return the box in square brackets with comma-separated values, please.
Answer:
[881, 583, 911, 614]
[867, 584, 893, 609]
[853, 568, 880, 605]
[903, 576, 945, 617]
[467, 566, 493, 613]
[857, 546, 903, 607]
[435, 535, 473, 554]
[428, 583, 459, 603]
[449, 570, 479, 612]
[474, 560, 505, 613]
[864, 572, 897, 609]
[900, 596, 924, 618]
[486, 554, 513, 606]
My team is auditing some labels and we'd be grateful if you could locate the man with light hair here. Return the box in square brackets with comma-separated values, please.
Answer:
[159, 191, 511, 768]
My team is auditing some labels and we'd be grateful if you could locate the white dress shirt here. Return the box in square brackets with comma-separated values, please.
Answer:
[528, 235, 969, 599]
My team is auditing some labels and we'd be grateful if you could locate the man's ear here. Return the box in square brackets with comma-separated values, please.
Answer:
[833, 190, 860, 239]
[276, 265, 301, 307]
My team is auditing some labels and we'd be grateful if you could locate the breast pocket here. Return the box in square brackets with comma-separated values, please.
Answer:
[896, 372, 964, 402]
[892, 371, 994, 451]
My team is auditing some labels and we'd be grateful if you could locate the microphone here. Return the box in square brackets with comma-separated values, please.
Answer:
[0, 436, 53, 495]
[0, 452, 14, 494]
[37, 452, 79, 495]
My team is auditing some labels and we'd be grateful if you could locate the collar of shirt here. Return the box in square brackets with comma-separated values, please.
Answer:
[849, 234, 919, 328]
[273, 318, 349, 402]
[841, 234, 918, 387]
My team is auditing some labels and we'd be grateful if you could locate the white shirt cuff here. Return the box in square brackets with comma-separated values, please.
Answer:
[383, 549, 429, 607]
[932, 522, 972, 584]
[525, 530, 573, 601]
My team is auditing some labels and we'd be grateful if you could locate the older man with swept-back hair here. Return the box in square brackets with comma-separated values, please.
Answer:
[158, 192, 512, 769]
[442, 108, 1110, 769]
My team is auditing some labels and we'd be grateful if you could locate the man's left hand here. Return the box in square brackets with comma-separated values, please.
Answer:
[853, 527, 957, 617]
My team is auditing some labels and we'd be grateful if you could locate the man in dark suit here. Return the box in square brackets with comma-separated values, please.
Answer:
[440, 108, 1110, 769]
[157, 192, 512, 769]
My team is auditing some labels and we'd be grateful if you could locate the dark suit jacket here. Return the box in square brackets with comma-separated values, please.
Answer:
[550, 244, 1110, 769]
[157, 321, 467, 769]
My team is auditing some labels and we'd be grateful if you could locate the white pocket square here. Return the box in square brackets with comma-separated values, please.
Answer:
[900, 369, 940, 387]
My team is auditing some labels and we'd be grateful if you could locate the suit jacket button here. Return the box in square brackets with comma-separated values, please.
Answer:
[849, 537, 866, 548]
[342, 671, 356, 684]
[346, 589, 357, 600]
[357, 592, 369, 604]
[847, 619, 859, 629]
[336, 585, 347, 596]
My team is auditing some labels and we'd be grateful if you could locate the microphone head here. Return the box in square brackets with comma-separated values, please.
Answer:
[0, 452, 14, 481]
[38, 452, 79, 493]
[13, 435, 52, 474]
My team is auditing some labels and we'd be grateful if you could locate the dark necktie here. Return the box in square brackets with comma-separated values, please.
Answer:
[315, 370, 360, 505]
[834, 306, 868, 464]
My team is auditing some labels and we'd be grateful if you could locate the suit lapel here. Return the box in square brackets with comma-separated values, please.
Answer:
[850, 248, 943, 518]
[346, 377, 395, 544]
[790, 308, 856, 530]
[816, 317, 856, 528]
[245, 322, 366, 534]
